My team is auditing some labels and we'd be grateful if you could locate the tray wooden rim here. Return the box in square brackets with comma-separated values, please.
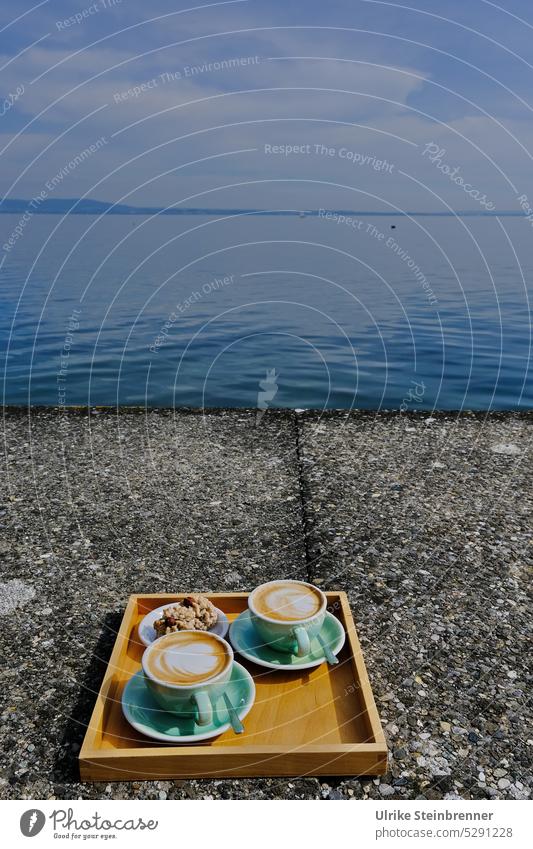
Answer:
[79, 592, 387, 779]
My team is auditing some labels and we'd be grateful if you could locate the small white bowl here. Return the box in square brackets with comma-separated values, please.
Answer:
[138, 604, 229, 647]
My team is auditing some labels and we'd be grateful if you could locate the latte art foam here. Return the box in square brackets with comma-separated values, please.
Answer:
[145, 632, 229, 685]
[253, 582, 323, 621]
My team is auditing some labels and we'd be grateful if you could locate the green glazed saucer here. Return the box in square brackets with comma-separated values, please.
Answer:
[229, 610, 345, 670]
[122, 662, 255, 743]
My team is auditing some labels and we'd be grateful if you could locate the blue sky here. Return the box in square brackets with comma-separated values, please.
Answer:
[1, 0, 533, 211]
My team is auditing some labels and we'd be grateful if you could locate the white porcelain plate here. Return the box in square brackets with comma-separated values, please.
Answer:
[138, 604, 229, 647]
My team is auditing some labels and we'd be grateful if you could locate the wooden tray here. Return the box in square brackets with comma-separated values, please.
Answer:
[79, 592, 387, 780]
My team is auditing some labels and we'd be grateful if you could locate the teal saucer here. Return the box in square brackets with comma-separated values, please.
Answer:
[229, 610, 346, 670]
[122, 662, 255, 743]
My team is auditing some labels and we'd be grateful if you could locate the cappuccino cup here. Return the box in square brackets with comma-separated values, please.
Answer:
[141, 630, 233, 725]
[249, 579, 327, 656]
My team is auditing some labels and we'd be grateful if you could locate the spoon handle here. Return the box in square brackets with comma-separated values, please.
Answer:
[317, 633, 339, 665]
[223, 691, 244, 734]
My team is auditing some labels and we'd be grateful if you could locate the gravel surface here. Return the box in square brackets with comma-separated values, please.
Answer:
[299, 411, 532, 801]
[0, 408, 531, 800]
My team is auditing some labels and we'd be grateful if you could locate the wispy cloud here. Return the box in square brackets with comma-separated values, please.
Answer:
[1, 0, 532, 210]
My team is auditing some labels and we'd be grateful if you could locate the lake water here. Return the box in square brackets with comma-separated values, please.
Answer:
[1, 213, 531, 410]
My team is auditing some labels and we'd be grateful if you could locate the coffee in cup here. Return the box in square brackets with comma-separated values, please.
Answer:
[144, 631, 229, 685]
[251, 581, 323, 622]
[249, 579, 327, 656]
[142, 630, 233, 724]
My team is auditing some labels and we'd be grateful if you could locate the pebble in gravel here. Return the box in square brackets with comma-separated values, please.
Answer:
[490, 443, 522, 455]
[0, 579, 36, 615]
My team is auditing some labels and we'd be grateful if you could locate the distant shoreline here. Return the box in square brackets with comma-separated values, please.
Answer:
[0, 199, 529, 217]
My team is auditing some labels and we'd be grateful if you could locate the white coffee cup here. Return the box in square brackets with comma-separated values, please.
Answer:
[141, 630, 233, 725]
[248, 579, 327, 657]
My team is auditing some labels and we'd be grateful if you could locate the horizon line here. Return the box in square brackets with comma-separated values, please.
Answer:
[0, 198, 528, 217]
